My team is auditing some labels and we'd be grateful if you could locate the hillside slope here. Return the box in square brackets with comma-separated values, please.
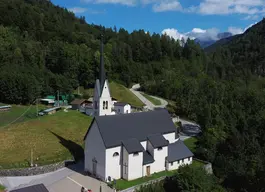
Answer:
[0, 0, 194, 105]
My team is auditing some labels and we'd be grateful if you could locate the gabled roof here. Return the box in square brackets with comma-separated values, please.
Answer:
[114, 102, 128, 107]
[70, 99, 86, 105]
[143, 151, 155, 165]
[122, 138, 144, 154]
[148, 134, 168, 148]
[10, 184, 49, 192]
[167, 140, 194, 163]
[84, 109, 176, 149]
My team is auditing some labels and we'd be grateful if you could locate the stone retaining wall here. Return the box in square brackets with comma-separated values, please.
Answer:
[0, 160, 74, 176]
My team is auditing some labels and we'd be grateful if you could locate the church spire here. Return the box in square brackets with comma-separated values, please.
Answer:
[100, 34, 105, 89]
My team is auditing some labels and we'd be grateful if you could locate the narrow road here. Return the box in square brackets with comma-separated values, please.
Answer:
[130, 84, 168, 110]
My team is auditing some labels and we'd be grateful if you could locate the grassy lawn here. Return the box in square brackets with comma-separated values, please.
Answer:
[192, 159, 205, 168]
[116, 170, 176, 190]
[0, 184, 5, 192]
[184, 137, 198, 153]
[0, 104, 46, 128]
[109, 82, 144, 108]
[141, 92, 162, 106]
[0, 110, 92, 169]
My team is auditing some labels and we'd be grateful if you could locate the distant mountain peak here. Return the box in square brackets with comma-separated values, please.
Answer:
[195, 32, 233, 48]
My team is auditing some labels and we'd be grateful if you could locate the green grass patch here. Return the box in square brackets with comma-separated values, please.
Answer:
[0, 184, 5, 191]
[0, 104, 46, 128]
[109, 82, 144, 108]
[116, 170, 176, 190]
[191, 159, 205, 168]
[0, 110, 92, 169]
[184, 137, 198, 153]
[141, 92, 161, 106]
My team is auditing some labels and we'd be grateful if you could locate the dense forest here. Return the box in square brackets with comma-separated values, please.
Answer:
[1, 0, 265, 191]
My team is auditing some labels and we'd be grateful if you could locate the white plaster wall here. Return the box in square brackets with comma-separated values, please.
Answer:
[141, 141, 147, 150]
[128, 152, 143, 180]
[163, 132, 176, 144]
[147, 141, 154, 157]
[99, 80, 112, 116]
[105, 146, 122, 180]
[151, 146, 168, 174]
[168, 157, 193, 171]
[122, 147, 129, 180]
[124, 105, 131, 114]
[85, 122, 106, 179]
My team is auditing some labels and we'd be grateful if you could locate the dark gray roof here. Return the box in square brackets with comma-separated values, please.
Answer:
[114, 102, 128, 107]
[143, 151, 155, 165]
[167, 140, 194, 163]
[10, 184, 49, 192]
[122, 138, 144, 154]
[85, 110, 176, 148]
[148, 134, 169, 148]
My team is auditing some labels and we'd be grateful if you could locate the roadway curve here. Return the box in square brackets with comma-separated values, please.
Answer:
[130, 84, 168, 110]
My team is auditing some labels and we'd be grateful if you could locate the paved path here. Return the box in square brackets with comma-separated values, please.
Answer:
[130, 84, 168, 110]
[0, 162, 114, 192]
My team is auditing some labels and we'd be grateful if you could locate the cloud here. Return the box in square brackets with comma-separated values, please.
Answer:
[81, 0, 136, 6]
[68, 7, 105, 14]
[228, 27, 244, 35]
[68, 7, 87, 14]
[162, 22, 258, 42]
[243, 15, 260, 20]
[196, 0, 265, 15]
[153, 1, 182, 12]
[161, 28, 190, 41]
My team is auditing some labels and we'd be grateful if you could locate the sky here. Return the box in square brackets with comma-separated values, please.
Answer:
[51, 0, 264, 41]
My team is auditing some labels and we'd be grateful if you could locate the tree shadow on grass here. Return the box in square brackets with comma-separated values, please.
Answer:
[48, 130, 85, 174]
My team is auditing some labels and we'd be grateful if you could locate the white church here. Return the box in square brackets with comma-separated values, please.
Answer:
[84, 36, 193, 181]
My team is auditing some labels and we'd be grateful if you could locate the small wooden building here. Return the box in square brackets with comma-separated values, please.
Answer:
[70, 99, 90, 110]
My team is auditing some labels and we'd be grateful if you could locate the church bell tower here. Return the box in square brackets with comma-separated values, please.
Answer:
[92, 35, 112, 116]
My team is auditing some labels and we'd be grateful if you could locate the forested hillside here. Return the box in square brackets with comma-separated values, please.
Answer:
[1, 0, 265, 191]
[0, 0, 200, 104]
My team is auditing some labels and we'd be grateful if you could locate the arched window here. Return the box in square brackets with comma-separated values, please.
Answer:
[103, 101, 106, 109]
[113, 152, 119, 157]
[106, 101, 108, 109]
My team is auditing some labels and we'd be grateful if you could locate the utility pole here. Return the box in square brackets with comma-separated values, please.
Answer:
[57, 90, 60, 107]
[36, 99, 39, 118]
[31, 149, 33, 167]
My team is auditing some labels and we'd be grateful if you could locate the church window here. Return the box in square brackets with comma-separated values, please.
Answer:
[106, 101, 108, 109]
[103, 101, 106, 109]
[113, 152, 119, 157]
